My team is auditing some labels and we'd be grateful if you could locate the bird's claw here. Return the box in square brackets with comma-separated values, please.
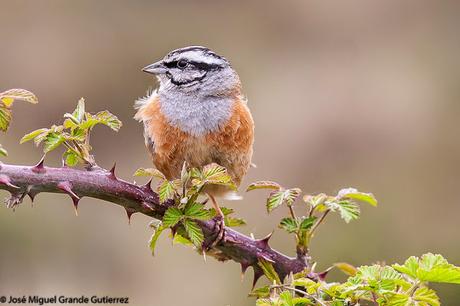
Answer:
[202, 215, 226, 252]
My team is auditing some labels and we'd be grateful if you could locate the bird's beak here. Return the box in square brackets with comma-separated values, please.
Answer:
[142, 61, 167, 75]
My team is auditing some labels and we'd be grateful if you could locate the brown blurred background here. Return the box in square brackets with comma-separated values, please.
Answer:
[0, 0, 459, 304]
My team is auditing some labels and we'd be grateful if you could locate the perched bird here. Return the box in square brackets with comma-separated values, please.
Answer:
[135, 46, 254, 236]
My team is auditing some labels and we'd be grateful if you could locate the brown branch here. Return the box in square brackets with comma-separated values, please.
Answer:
[0, 161, 310, 285]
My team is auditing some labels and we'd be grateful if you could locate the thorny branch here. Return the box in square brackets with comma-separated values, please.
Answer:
[0, 160, 311, 285]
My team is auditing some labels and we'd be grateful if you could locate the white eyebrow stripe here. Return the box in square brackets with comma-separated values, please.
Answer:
[173, 51, 223, 65]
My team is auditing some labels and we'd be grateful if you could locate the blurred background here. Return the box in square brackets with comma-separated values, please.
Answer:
[0, 0, 459, 304]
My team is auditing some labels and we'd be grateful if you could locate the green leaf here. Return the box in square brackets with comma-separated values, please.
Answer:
[133, 167, 166, 180]
[279, 217, 298, 233]
[303, 193, 327, 207]
[162, 207, 183, 227]
[183, 219, 204, 246]
[0, 88, 38, 106]
[184, 202, 211, 220]
[0, 145, 7, 157]
[43, 132, 65, 153]
[201, 163, 236, 190]
[63, 150, 80, 166]
[393, 253, 460, 284]
[258, 258, 281, 284]
[148, 225, 165, 256]
[246, 180, 282, 192]
[326, 199, 360, 223]
[334, 262, 357, 276]
[299, 216, 317, 231]
[279, 291, 293, 305]
[249, 286, 270, 298]
[172, 233, 193, 246]
[72, 98, 85, 123]
[93, 110, 123, 131]
[413, 287, 440, 306]
[157, 180, 178, 203]
[266, 188, 301, 213]
[225, 216, 246, 227]
[337, 188, 378, 207]
[0, 106, 12, 132]
[20, 128, 49, 144]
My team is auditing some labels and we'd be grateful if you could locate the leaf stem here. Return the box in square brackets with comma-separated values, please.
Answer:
[309, 209, 330, 236]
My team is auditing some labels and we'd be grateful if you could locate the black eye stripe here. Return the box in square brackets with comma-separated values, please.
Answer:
[163, 60, 222, 70]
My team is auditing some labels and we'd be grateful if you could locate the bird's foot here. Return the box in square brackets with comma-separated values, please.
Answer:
[203, 215, 226, 251]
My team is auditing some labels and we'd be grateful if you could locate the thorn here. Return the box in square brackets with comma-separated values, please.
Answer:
[252, 266, 264, 289]
[141, 201, 154, 211]
[140, 179, 153, 192]
[317, 266, 333, 281]
[61, 157, 68, 168]
[240, 261, 250, 282]
[255, 231, 274, 249]
[0, 175, 20, 189]
[32, 155, 46, 173]
[108, 163, 117, 180]
[125, 208, 135, 225]
[250, 233, 255, 240]
[56, 181, 80, 216]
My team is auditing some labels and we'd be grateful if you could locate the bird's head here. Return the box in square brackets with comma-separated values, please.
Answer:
[142, 46, 241, 96]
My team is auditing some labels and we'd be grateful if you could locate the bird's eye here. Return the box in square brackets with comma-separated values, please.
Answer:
[177, 60, 188, 68]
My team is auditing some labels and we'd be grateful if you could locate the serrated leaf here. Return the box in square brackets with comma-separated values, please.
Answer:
[258, 258, 281, 284]
[266, 188, 302, 213]
[162, 207, 183, 227]
[225, 216, 246, 227]
[299, 216, 317, 231]
[63, 150, 80, 166]
[393, 253, 460, 284]
[157, 180, 178, 203]
[183, 219, 204, 246]
[172, 233, 193, 246]
[72, 98, 85, 123]
[20, 128, 49, 144]
[413, 287, 440, 306]
[79, 111, 122, 131]
[326, 199, 360, 223]
[249, 286, 270, 298]
[303, 193, 327, 207]
[0, 107, 12, 132]
[337, 187, 378, 207]
[184, 202, 211, 220]
[43, 132, 65, 153]
[279, 217, 298, 233]
[0, 88, 38, 105]
[148, 225, 165, 256]
[201, 163, 236, 190]
[133, 167, 166, 180]
[246, 180, 282, 192]
[334, 262, 358, 276]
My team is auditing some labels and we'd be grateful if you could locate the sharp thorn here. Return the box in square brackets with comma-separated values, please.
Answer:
[317, 266, 333, 281]
[240, 261, 250, 282]
[141, 178, 153, 192]
[32, 155, 46, 173]
[108, 163, 117, 180]
[61, 158, 68, 168]
[57, 181, 80, 200]
[255, 231, 274, 249]
[252, 266, 264, 289]
[125, 208, 135, 225]
[0, 175, 20, 189]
